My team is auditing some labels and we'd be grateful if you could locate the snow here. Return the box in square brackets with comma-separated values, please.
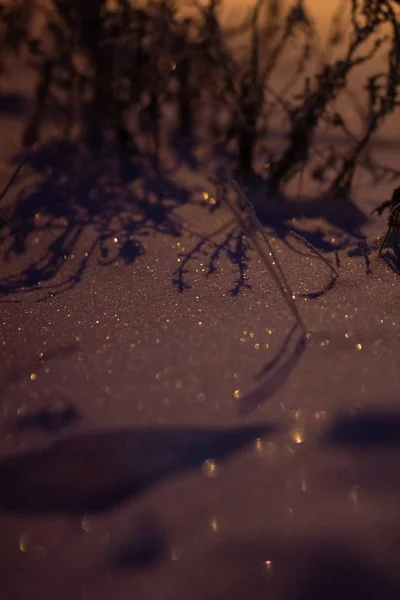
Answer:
[0, 3, 400, 599]
[0, 154, 399, 598]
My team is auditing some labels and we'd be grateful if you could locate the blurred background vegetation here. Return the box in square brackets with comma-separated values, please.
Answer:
[0, 0, 399, 193]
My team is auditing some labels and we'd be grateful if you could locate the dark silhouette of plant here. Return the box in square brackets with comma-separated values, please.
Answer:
[267, 3, 390, 191]
[0, 0, 35, 71]
[1, 0, 398, 187]
[330, 0, 400, 194]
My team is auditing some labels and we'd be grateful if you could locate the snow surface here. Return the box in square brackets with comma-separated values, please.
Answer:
[0, 4, 400, 599]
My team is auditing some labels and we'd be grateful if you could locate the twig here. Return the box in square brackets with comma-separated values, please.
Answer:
[211, 177, 307, 334]
[289, 230, 339, 278]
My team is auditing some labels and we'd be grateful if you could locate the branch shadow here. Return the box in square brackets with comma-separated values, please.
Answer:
[325, 411, 400, 448]
[109, 511, 167, 570]
[347, 240, 374, 275]
[321, 410, 400, 496]
[5, 342, 79, 386]
[240, 172, 368, 252]
[13, 404, 79, 434]
[0, 423, 274, 515]
[172, 222, 252, 296]
[231, 540, 395, 600]
[0, 140, 189, 299]
[299, 271, 338, 299]
[186, 535, 397, 600]
[289, 547, 396, 600]
[0, 142, 370, 301]
[238, 324, 306, 415]
[173, 169, 365, 296]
